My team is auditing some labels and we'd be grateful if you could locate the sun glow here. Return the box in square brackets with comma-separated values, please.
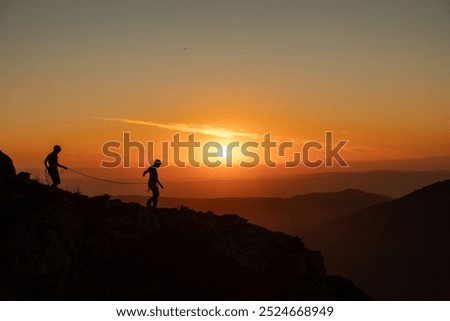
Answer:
[219, 145, 228, 158]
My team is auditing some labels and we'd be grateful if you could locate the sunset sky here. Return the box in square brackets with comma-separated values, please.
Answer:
[1, 0, 449, 174]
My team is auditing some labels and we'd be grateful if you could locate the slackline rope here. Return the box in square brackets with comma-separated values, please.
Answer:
[67, 168, 146, 185]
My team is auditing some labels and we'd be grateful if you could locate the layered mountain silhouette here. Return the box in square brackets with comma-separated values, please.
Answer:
[301, 180, 450, 300]
[172, 170, 450, 198]
[119, 179, 450, 300]
[0, 153, 368, 300]
[57, 169, 450, 198]
[118, 190, 391, 234]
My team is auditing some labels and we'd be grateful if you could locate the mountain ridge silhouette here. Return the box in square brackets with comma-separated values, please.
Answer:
[44, 168, 450, 198]
[0, 152, 369, 300]
[116, 189, 392, 234]
[302, 180, 450, 300]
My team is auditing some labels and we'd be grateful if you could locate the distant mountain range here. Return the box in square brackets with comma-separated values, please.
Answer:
[160, 170, 450, 198]
[117, 189, 392, 233]
[41, 168, 450, 198]
[301, 180, 450, 300]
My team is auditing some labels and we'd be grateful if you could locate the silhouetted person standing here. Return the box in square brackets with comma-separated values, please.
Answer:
[44, 145, 68, 188]
[142, 159, 164, 209]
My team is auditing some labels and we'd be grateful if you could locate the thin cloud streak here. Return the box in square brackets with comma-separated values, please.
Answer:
[94, 117, 259, 139]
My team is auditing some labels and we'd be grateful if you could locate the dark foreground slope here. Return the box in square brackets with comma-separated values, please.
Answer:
[302, 180, 450, 300]
[0, 160, 368, 300]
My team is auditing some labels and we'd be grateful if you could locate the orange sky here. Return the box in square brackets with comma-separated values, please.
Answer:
[1, 1, 449, 177]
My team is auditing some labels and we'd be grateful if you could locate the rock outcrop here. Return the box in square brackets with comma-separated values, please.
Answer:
[0, 151, 15, 182]
[0, 152, 369, 300]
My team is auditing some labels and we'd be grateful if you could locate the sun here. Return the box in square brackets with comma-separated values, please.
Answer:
[198, 138, 262, 168]
[219, 144, 228, 158]
[217, 140, 247, 165]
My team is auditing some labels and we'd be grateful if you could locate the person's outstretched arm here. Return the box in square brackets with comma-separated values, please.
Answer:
[157, 179, 164, 189]
[57, 162, 68, 170]
[142, 167, 150, 176]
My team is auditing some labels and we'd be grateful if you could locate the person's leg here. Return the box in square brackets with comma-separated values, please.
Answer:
[146, 183, 154, 207]
[151, 185, 160, 208]
[49, 168, 60, 188]
[53, 172, 61, 187]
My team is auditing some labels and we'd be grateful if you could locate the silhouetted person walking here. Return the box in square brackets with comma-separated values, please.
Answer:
[44, 145, 68, 188]
[142, 159, 164, 209]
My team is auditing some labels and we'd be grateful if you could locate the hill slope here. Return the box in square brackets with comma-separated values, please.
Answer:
[0, 154, 368, 300]
[301, 180, 450, 300]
